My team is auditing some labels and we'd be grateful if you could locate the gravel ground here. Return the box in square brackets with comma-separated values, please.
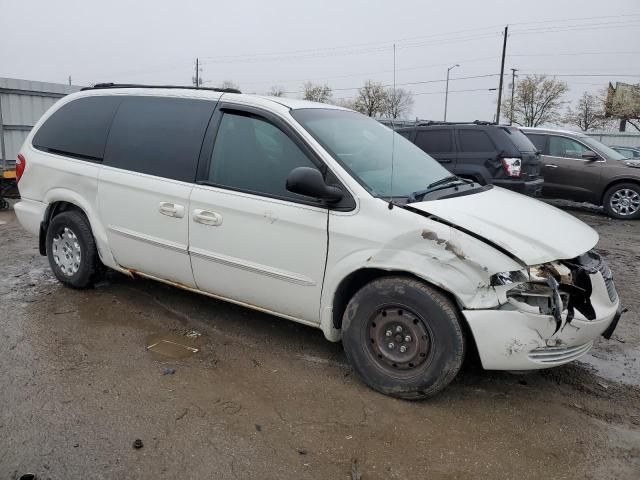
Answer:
[1, 201, 638, 480]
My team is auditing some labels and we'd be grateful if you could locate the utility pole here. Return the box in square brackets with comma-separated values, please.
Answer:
[495, 25, 508, 124]
[68, 75, 72, 86]
[444, 64, 460, 121]
[195, 58, 200, 88]
[509, 68, 517, 125]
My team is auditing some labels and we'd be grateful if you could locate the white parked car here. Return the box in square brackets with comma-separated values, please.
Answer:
[14, 85, 622, 398]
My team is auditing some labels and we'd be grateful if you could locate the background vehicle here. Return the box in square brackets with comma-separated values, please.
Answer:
[396, 121, 543, 196]
[13, 86, 620, 399]
[522, 128, 640, 219]
[612, 145, 640, 158]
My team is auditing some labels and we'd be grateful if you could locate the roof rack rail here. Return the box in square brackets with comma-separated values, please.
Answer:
[81, 83, 242, 94]
[414, 120, 497, 127]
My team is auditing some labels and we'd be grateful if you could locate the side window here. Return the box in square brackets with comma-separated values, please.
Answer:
[415, 129, 453, 153]
[527, 134, 547, 153]
[548, 136, 589, 159]
[208, 112, 319, 200]
[32, 96, 121, 161]
[104, 96, 215, 182]
[458, 130, 495, 152]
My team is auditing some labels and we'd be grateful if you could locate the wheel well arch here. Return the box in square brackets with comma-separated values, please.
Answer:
[331, 268, 460, 330]
[39, 201, 89, 255]
[330, 267, 480, 365]
[600, 178, 640, 204]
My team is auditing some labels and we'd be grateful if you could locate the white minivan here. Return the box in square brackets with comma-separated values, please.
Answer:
[14, 85, 622, 398]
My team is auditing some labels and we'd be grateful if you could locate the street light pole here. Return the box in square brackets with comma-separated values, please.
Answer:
[444, 64, 459, 122]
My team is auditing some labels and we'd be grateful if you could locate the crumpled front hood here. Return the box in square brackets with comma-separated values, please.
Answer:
[410, 187, 599, 266]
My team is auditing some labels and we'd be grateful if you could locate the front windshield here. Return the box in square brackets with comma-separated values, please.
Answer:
[291, 108, 451, 198]
[582, 136, 626, 160]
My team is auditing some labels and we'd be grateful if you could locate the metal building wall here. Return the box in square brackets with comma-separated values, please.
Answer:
[0, 77, 81, 170]
[586, 132, 640, 147]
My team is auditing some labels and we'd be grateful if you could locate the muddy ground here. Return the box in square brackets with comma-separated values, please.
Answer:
[1, 202, 638, 480]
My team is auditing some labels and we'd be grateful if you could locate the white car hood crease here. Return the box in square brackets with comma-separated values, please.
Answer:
[410, 187, 599, 266]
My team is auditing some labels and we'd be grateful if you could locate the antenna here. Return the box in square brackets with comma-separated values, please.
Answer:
[388, 43, 396, 210]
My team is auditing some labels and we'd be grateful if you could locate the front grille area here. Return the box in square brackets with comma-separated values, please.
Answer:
[598, 261, 618, 303]
[528, 342, 593, 364]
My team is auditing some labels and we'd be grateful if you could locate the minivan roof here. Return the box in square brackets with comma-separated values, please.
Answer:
[75, 84, 349, 112]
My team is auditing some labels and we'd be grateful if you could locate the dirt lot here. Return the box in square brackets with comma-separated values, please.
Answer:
[1, 202, 638, 480]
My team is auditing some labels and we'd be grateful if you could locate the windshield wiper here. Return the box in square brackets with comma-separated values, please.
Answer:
[407, 175, 464, 203]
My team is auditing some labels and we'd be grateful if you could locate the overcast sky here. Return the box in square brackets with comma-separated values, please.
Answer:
[1, 0, 639, 122]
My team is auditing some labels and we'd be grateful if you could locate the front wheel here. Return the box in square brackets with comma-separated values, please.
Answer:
[603, 183, 640, 219]
[341, 277, 465, 399]
[46, 210, 102, 288]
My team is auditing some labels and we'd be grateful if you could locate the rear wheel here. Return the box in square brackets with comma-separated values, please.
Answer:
[341, 277, 465, 399]
[46, 210, 101, 288]
[603, 183, 640, 219]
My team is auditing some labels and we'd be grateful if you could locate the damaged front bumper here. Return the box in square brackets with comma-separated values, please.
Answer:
[463, 251, 622, 370]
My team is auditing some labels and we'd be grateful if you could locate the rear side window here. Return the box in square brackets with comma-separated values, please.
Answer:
[527, 134, 547, 153]
[32, 96, 121, 161]
[208, 112, 319, 200]
[500, 126, 537, 152]
[415, 129, 454, 153]
[458, 130, 495, 152]
[104, 97, 215, 182]
[397, 130, 412, 139]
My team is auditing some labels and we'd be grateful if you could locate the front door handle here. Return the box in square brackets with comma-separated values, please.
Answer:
[193, 209, 223, 226]
[159, 202, 185, 218]
[545, 164, 559, 168]
[438, 159, 453, 163]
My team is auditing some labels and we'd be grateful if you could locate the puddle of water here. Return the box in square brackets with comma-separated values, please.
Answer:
[145, 333, 200, 359]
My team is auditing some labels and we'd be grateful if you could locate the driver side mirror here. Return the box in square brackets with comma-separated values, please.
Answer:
[286, 167, 343, 202]
[582, 150, 599, 161]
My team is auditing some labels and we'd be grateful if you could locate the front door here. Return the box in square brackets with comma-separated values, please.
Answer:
[542, 135, 602, 202]
[188, 106, 329, 323]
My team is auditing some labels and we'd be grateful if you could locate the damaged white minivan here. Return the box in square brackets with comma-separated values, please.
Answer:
[14, 85, 622, 398]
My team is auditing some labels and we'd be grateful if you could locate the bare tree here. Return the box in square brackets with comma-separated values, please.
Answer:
[220, 80, 240, 91]
[268, 85, 285, 97]
[332, 98, 357, 110]
[354, 81, 388, 117]
[383, 88, 414, 119]
[501, 75, 569, 127]
[563, 91, 608, 131]
[303, 82, 332, 103]
[605, 82, 640, 132]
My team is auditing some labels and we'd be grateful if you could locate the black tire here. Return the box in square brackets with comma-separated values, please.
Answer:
[342, 277, 465, 400]
[46, 210, 101, 288]
[0, 198, 9, 211]
[603, 183, 640, 220]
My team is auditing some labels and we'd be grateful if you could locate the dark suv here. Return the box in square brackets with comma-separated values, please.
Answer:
[396, 122, 543, 196]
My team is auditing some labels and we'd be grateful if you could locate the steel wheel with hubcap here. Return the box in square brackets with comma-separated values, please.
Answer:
[46, 210, 102, 288]
[52, 227, 82, 276]
[342, 276, 465, 399]
[604, 183, 640, 219]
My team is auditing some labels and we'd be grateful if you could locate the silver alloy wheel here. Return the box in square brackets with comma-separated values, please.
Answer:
[52, 227, 82, 276]
[610, 188, 640, 216]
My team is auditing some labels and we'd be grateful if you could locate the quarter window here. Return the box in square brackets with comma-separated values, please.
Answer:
[32, 96, 121, 161]
[415, 130, 454, 153]
[458, 130, 495, 152]
[526, 134, 547, 153]
[548, 136, 590, 159]
[104, 96, 215, 182]
[208, 112, 319, 200]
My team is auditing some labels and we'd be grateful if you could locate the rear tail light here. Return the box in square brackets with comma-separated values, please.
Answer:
[16, 154, 26, 183]
[501, 157, 522, 178]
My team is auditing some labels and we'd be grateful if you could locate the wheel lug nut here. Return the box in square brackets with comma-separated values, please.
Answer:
[385, 330, 392, 337]
[388, 342, 395, 349]
[405, 335, 412, 342]
[400, 345, 407, 353]
[395, 326, 403, 333]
